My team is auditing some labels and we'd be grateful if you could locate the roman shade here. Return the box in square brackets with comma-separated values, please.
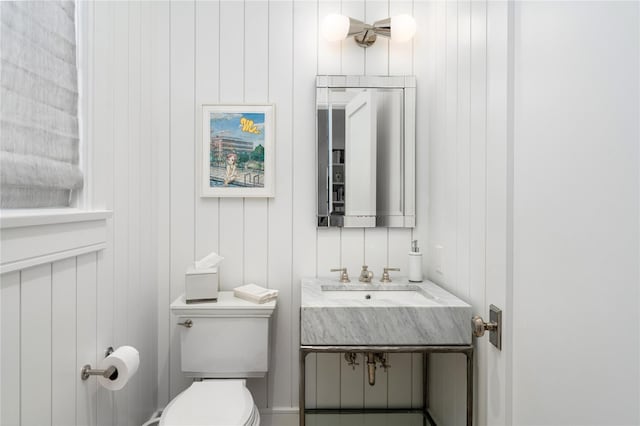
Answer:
[0, 1, 83, 208]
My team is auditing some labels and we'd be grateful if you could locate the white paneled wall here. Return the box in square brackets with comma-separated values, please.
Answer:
[91, 2, 159, 424]
[153, 0, 431, 416]
[1, 1, 497, 424]
[0, 250, 156, 426]
[423, 1, 507, 424]
[1, 2, 159, 426]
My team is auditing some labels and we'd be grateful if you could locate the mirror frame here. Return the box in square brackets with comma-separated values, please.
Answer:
[315, 75, 416, 228]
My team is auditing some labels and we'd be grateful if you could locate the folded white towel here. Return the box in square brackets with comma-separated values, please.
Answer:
[233, 283, 279, 304]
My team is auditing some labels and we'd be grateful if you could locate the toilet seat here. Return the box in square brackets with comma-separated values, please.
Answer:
[160, 380, 259, 426]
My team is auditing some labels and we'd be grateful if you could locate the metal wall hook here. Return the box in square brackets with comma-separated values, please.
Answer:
[81, 347, 117, 381]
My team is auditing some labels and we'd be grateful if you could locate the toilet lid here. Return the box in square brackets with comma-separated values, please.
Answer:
[160, 380, 257, 426]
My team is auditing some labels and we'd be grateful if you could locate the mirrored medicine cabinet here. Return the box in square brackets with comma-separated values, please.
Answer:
[316, 75, 416, 228]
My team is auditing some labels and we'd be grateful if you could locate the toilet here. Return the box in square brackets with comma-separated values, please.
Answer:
[162, 292, 276, 426]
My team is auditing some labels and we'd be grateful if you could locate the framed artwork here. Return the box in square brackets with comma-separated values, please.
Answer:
[201, 104, 275, 197]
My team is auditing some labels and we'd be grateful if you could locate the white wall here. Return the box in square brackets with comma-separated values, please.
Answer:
[90, 2, 160, 424]
[425, 2, 640, 425]
[151, 0, 430, 417]
[423, 1, 508, 424]
[511, 2, 639, 424]
[0, 3, 160, 426]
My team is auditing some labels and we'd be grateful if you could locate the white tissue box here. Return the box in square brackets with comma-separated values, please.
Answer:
[185, 267, 218, 303]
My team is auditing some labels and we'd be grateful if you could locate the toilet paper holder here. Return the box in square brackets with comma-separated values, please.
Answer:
[81, 347, 117, 381]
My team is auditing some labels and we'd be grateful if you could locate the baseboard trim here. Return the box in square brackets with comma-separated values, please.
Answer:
[259, 407, 299, 426]
[259, 407, 299, 415]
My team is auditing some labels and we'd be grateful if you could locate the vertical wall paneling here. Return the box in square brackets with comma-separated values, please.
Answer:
[410, 352, 424, 409]
[194, 0, 220, 268]
[315, 0, 343, 409]
[20, 264, 52, 426]
[341, 1, 365, 75]
[386, 1, 417, 399]
[363, 230, 386, 278]
[427, 0, 444, 284]
[292, 0, 319, 409]
[153, 0, 492, 418]
[423, 0, 501, 423]
[444, 0, 458, 292]
[468, 0, 488, 422]
[76, 253, 98, 426]
[456, 0, 471, 300]
[340, 353, 364, 408]
[111, 1, 132, 423]
[316, 231, 341, 278]
[218, 1, 246, 292]
[303, 354, 317, 409]
[169, 0, 196, 399]
[140, 3, 158, 420]
[387, 231, 410, 274]
[315, 351, 341, 409]
[243, 0, 269, 291]
[127, 3, 143, 423]
[387, 353, 412, 408]
[91, 1, 116, 424]
[341, 228, 365, 279]
[242, 0, 270, 406]
[52, 259, 78, 426]
[411, 0, 431, 408]
[364, 0, 389, 76]
[0, 2, 505, 422]
[0, 272, 20, 426]
[1, 1, 160, 423]
[152, 0, 172, 408]
[267, 0, 295, 410]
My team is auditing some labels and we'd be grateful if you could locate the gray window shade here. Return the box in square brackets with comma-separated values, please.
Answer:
[0, 1, 83, 208]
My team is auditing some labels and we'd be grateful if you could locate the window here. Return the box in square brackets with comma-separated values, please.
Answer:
[0, 1, 83, 208]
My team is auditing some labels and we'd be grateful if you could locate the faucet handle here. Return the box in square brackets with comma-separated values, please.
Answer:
[380, 267, 400, 283]
[359, 265, 374, 283]
[330, 267, 351, 283]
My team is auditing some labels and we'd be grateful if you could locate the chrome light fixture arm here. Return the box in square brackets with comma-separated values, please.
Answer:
[322, 14, 416, 48]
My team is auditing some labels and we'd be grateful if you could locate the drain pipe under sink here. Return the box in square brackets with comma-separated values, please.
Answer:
[366, 352, 376, 385]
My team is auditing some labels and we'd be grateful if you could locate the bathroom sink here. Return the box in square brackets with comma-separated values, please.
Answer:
[301, 278, 472, 346]
[321, 289, 440, 305]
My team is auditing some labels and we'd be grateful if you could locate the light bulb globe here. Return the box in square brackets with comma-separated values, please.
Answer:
[321, 14, 350, 42]
[391, 14, 417, 43]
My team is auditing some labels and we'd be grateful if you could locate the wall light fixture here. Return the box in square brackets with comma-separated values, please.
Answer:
[321, 13, 417, 48]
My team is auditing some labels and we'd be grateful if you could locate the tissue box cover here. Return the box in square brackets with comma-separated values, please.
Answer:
[185, 267, 218, 303]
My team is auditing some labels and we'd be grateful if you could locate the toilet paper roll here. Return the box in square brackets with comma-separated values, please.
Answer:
[97, 346, 140, 391]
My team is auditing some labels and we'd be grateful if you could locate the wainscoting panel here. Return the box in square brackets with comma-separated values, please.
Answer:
[52, 258, 78, 426]
[1, 271, 20, 426]
[20, 264, 52, 426]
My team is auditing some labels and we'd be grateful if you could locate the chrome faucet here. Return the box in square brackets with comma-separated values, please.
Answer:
[359, 265, 374, 283]
[380, 267, 400, 283]
[330, 267, 351, 283]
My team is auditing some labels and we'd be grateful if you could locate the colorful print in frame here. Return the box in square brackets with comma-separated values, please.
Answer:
[201, 105, 274, 197]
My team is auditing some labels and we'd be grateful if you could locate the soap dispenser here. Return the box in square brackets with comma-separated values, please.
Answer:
[408, 240, 423, 282]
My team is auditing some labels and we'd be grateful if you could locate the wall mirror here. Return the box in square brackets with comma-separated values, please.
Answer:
[316, 75, 416, 228]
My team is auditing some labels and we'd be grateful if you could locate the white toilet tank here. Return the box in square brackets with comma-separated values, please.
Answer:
[170, 292, 276, 378]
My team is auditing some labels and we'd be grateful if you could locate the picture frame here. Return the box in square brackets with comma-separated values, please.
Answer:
[201, 104, 275, 197]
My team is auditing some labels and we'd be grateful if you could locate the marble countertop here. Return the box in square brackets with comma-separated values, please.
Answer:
[301, 277, 472, 346]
